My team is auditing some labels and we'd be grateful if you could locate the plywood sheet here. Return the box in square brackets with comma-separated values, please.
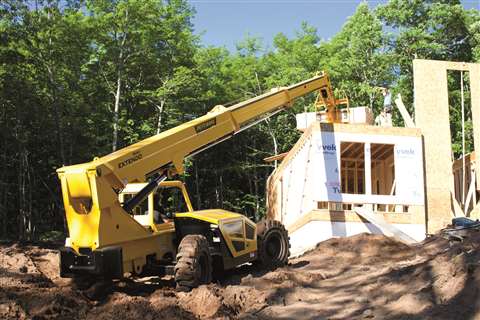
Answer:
[413, 59, 480, 233]
[469, 65, 480, 189]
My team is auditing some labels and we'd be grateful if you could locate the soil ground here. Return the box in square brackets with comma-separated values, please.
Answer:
[2, 231, 480, 320]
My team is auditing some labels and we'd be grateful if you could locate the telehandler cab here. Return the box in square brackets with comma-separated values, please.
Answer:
[57, 72, 341, 290]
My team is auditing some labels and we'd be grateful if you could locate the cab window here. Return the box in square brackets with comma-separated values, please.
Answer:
[154, 187, 188, 216]
[223, 220, 244, 238]
[245, 222, 255, 240]
[122, 194, 148, 216]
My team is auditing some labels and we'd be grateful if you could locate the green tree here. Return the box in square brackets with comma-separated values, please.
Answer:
[376, 0, 476, 111]
[469, 9, 480, 62]
[0, 0, 92, 239]
[322, 2, 393, 114]
[86, 0, 197, 150]
[0, 0, 199, 239]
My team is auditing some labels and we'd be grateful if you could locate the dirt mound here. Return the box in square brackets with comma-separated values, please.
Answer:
[177, 284, 266, 318]
[2, 231, 480, 319]
[87, 291, 195, 320]
[307, 232, 415, 262]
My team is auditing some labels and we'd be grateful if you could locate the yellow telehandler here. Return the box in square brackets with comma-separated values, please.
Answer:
[57, 72, 340, 290]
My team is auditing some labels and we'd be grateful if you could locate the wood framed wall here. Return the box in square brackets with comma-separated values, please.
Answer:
[266, 122, 424, 225]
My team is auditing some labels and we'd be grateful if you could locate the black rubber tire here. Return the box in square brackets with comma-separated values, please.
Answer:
[83, 279, 113, 301]
[71, 276, 112, 300]
[256, 220, 290, 268]
[174, 234, 212, 291]
[71, 275, 95, 290]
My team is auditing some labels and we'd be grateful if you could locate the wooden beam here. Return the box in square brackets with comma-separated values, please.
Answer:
[370, 144, 394, 160]
[465, 171, 476, 214]
[394, 94, 416, 128]
[375, 145, 394, 161]
[341, 141, 357, 157]
[341, 157, 365, 162]
[451, 193, 465, 217]
[371, 144, 386, 159]
[344, 143, 364, 159]
[264, 152, 289, 163]
[354, 161, 358, 194]
[365, 143, 372, 195]
[354, 207, 417, 244]
[390, 179, 396, 195]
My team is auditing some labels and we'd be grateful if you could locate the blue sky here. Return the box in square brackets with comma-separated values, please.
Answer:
[190, 0, 480, 51]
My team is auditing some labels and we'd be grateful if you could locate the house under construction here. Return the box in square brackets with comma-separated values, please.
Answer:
[265, 59, 480, 256]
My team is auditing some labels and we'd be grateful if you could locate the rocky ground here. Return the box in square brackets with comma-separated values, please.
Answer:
[2, 230, 480, 320]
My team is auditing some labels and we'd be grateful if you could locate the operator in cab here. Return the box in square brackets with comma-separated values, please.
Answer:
[152, 193, 173, 224]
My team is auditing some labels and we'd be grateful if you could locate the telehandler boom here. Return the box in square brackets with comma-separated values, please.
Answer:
[57, 72, 339, 289]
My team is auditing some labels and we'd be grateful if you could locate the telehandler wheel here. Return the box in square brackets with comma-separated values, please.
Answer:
[71, 276, 112, 300]
[256, 220, 290, 268]
[71, 275, 96, 290]
[174, 234, 212, 291]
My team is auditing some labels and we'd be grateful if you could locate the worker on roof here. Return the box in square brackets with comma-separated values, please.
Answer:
[375, 87, 393, 127]
[382, 87, 392, 113]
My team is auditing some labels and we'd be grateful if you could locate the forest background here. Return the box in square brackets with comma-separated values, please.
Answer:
[1, 0, 479, 240]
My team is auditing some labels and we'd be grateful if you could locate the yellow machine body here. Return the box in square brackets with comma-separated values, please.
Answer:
[57, 72, 340, 278]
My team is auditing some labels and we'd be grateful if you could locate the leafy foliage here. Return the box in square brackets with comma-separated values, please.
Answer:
[0, 0, 477, 239]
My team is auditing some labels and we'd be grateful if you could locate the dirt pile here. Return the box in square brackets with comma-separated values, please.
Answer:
[2, 231, 480, 319]
[0, 243, 267, 320]
[0, 243, 88, 319]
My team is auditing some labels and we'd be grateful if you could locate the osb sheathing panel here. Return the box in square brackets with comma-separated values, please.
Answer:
[470, 66, 480, 187]
[413, 59, 480, 234]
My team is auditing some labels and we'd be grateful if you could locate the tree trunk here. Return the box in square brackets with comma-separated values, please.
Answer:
[219, 174, 224, 208]
[112, 8, 128, 151]
[46, 8, 66, 164]
[265, 120, 278, 168]
[18, 155, 24, 240]
[0, 103, 7, 238]
[112, 74, 121, 151]
[253, 137, 259, 216]
[194, 161, 201, 210]
[369, 92, 374, 110]
[48, 68, 66, 164]
[215, 167, 220, 207]
[156, 100, 165, 134]
[18, 149, 32, 241]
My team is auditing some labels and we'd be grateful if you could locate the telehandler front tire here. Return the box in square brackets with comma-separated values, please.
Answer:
[256, 220, 290, 268]
[174, 234, 212, 291]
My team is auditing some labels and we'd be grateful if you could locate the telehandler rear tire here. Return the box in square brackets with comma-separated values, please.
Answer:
[174, 234, 212, 291]
[256, 220, 290, 268]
